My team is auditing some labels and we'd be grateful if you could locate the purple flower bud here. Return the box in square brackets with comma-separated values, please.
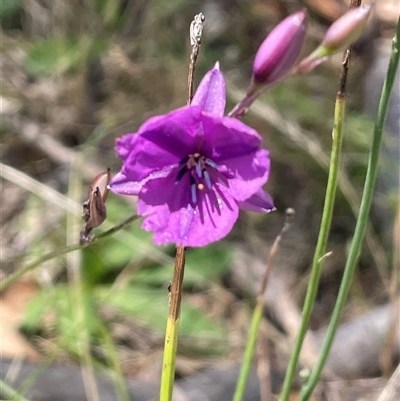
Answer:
[252, 10, 308, 85]
[323, 4, 372, 53]
[294, 4, 372, 75]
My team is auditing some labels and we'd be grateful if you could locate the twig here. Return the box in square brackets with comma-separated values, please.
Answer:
[259, 208, 295, 297]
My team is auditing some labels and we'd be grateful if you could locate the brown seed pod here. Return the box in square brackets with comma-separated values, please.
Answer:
[80, 168, 111, 244]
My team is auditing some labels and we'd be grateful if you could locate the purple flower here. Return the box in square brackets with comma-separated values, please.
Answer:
[252, 10, 307, 85]
[110, 63, 274, 247]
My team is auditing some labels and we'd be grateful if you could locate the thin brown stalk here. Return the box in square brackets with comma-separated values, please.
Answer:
[259, 208, 295, 297]
[233, 209, 294, 401]
[169, 246, 186, 320]
[159, 13, 205, 401]
[255, 208, 295, 400]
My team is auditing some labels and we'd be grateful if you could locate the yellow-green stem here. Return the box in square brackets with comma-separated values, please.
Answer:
[160, 315, 181, 400]
[232, 210, 293, 401]
[279, 93, 346, 400]
[299, 16, 400, 400]
[159, 13, 203, 399]
[0, 214, 140, 294]
[159, 245, 186, 401]
[0, 380, 30, 401]
[99, 323, 131, 401]
[232, 300, 264, 401]
[66, 157, 99, 401]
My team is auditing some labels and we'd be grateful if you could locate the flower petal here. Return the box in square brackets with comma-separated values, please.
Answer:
[109, 165, 176, 196]
[238, 189, 275, 213]
[226, 149, 271, 201]
[138, 167, 192, 212]
[115, 133, 139, 160]
[109, 171, 142, 195]
[253, 10, 307, 85]
[323, 4, 372, 54]
[201, 115, 262, 161]
[121, 107, 202, 181]
[191, 62, 226, 117]
[110, 66, 274, 247]
[200, 115, 270, 201]
[138, 184, 239, 247]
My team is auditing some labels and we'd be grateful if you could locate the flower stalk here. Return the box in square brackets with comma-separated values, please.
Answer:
[229, 10, 307, 118]
[233, 209, 294, 401]
[231, 4, 371, 117]
[294, 3, 371, 75]
[0, 213, 140, 294]
[108, 12, 273, 401]
[160, 245, 186, 401]
[299, 16, 400, 400]
[0, 380, 30, 401]
[278, 45, 352, 401]
[159, 13, 204, 401]
[252, 10, 307, 85]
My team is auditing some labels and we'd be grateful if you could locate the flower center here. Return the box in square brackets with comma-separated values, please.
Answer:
[176, 152, 220, 204]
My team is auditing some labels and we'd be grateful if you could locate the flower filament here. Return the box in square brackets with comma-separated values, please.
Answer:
[176, 153, 220, 204]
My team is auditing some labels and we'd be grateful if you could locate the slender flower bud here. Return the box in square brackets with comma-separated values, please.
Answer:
[322, 4, 372, 54]
[294, 4, 372, 75]
[252, 10, 308, 85]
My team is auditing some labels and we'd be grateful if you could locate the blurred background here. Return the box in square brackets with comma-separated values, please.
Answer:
[1, 0, 399, 400]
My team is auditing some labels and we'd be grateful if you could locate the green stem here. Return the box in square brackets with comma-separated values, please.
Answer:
[279, 90, 346, 400]
[159, 14, 203, 400]
[160, 316, 181, 400]
[17, 345, 63, 396]
[299, 18, 400, 400]
[99, 323, 132, 401]
[0, 380, 30, 401]
[159, 245, 186, 401]
[66, 157, 100, 401]
[0, 214, 140, 294]
[232, 210, 293, 401]
[232, 301, 264, 401]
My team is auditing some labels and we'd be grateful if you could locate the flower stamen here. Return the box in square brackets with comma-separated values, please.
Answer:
[203, 170, 212, 189]
[176, 165, 188, 183]
[190, 177, 197, 203]
[205, 158, 218, 169]
[176, 153, 227, 205]
[195, 161, 202, 177]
